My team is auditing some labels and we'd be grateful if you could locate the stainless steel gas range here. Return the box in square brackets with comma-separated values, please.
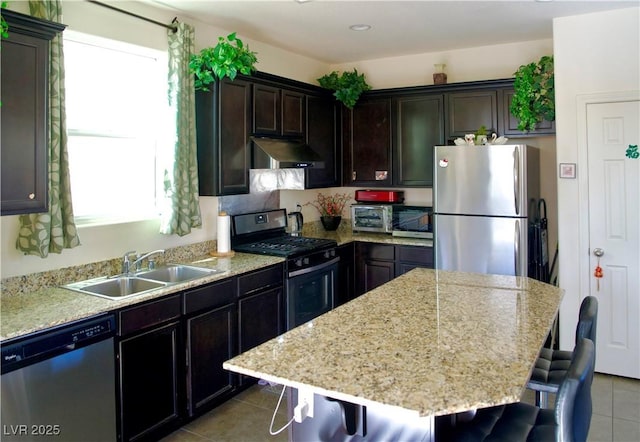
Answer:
[231, 209, 339, 330]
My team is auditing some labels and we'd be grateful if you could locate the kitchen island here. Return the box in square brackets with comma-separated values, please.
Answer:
[223, 268, 563, 441]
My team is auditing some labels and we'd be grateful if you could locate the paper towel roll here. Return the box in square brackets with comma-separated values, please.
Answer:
[217, 211, 231, 254]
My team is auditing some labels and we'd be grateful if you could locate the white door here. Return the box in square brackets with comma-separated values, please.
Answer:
[587, 99, 640, 378]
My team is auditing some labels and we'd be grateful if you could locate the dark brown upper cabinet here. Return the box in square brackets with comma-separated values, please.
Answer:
[1, 10, 65, 215]
[500, 87, 556, 137]
[344, 97, 393, 187]
[446, 90, 498, 140]
[196, 78, 252, 196]
[393, 94, 444, 187]
[253, 84, 305, 137]
[305, 94, 339, 188]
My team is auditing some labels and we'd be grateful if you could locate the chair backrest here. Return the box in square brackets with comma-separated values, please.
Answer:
[555, 338, 595, 442]
[575, 296, 598, 347]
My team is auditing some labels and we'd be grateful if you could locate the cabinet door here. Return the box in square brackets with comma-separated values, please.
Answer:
[336, 242, 355, 306]
[186, 303, 236, 416]
[355, 242, 396, 295]
[119, 321, 182, 442]
[394, 95, 444, 187]
[282, 89, 305, 137]
[305, 95, 339, 188]
[396, 245, 434, 275]
[238, 286, 283, 352]
[346, 98, 392, 186]
[447, 90, 498, 139]
[253, 84, 280, 135]
[1, 12, 62, 215]
[196, 78, 251, 196]
[500, 88, 555, 136]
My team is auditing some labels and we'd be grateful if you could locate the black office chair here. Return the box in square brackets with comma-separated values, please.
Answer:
[528, 296, 598, 407]
[452, 338, 595, 442]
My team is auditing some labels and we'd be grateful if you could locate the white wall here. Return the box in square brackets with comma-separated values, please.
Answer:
[1, 0, 557, 279]
[553, 7, 640, 350]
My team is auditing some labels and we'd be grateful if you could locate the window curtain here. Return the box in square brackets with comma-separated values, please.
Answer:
[16, 0, 80, 257]
[160, 21, 202, 236]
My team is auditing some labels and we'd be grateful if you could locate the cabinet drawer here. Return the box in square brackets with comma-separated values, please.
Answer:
[184, 278, 236, 315]
[237, 264, 284, 296]
[358, 243, 395, 261]
[119, 294, 182, 336]
[397, 246, 433, 266]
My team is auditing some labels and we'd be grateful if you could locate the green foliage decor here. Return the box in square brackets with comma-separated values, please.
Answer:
[1, 2, 9, 39]
[510, 55, 555, 132]
[190, 32, 257, 91]
[317, 69, 371, 109]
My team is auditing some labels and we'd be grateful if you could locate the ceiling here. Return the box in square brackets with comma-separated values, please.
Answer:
[149, 0, 637, 64]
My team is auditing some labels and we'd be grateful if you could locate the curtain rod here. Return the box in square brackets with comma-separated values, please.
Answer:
[87, 1, 177, 32]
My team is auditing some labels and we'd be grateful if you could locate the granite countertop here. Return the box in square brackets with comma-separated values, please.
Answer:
[0, 253, 283, 341]
[0, 223, 432, 342]
[223, 268, 564, 418]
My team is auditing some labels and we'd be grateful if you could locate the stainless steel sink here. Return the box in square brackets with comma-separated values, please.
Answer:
[64, 276, 167, 300]
[63, 265, 222, 300]
[136, 264, 219, 283]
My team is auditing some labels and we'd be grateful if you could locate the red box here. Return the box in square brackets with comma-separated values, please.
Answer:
[354, 190, 405, 203]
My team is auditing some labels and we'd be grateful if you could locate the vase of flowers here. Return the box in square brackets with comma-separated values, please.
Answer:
[306, 192, 350, 231]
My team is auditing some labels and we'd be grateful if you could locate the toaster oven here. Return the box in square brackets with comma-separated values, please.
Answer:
[351, 204, 393, 234]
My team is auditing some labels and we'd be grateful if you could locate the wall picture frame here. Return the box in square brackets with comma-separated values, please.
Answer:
[559, 163, 576, 179]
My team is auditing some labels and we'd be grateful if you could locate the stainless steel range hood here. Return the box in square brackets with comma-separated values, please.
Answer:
[251, 136, 325, 169]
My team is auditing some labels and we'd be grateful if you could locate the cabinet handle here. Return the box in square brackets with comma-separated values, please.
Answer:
[352, 171, 356, 181]
[28, 193, 35, 200]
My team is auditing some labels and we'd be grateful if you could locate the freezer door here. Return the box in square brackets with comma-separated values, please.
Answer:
[434, 214, 528, 277]
[434, 145, 528, 217]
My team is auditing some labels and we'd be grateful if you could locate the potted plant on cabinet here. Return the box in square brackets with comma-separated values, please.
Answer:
[306, 192, 351, 231]
[510, 55, 555, 132]
[190, 32, 258, 91]
[317, 69, 371, 109]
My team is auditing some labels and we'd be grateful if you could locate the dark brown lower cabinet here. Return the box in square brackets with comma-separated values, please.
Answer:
[356, 242, 434, 296]
[237, 264, 284, 386]
[119, 320, 182, 442]
[184, 278, 237, 416]
[336, 243, 355, 306]
[186, 303, 236, 415]
[356, 242, 396, 296]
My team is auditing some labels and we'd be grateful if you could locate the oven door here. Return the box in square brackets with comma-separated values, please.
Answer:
[286, 258, 339, 330]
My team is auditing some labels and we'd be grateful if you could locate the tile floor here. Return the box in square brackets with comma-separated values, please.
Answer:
[162, 374, 640, 442]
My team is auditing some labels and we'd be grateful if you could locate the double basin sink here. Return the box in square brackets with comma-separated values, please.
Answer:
[64, 264, 223, 300]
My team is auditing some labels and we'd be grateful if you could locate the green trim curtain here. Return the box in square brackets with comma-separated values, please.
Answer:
[160, 21, 202, 236]
[16, 0, 80, 257]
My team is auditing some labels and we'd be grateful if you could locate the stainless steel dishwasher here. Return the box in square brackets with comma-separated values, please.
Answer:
[1, 314, 117, 441]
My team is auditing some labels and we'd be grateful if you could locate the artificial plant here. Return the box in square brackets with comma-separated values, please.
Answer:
[1, 2, 9, 39]
[510, 55, 555, 132]
[190, 32, 257, 91]
[317, 69, 371, 109]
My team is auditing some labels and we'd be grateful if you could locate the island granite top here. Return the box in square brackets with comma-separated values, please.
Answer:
[223, 268, 563, 418]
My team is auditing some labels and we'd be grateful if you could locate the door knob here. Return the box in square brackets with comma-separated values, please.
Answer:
[593, 248, 605, 257]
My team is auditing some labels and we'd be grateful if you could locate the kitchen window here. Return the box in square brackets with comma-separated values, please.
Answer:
[64, 31, 173, 226]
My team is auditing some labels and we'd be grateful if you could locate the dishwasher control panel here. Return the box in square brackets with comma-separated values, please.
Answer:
[1, 314, 115, 374]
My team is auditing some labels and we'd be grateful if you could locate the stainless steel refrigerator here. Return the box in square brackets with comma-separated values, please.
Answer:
[433, 144, 539, 276]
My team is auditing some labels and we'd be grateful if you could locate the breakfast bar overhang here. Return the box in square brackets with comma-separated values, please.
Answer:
[223, 268, 564, 441]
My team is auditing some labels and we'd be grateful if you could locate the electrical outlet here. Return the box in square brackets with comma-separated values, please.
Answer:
[294, 388, 314, 422]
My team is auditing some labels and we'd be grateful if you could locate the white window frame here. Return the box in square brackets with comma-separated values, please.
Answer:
[63, 30, 173, 227]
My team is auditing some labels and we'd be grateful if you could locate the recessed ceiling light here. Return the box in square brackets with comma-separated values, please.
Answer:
[350, 24, 371, 31]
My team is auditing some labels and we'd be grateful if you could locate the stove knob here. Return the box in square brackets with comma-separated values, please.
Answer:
[324, 251, 330, 259]
[294, 259, 303, 267]
[303, 257, 310, 265]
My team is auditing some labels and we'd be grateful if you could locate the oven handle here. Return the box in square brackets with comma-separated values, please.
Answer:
[288, 256, 340, 278]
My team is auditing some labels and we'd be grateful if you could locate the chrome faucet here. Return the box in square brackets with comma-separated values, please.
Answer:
[122, 250, 137, 274]
[130, 249, 165, 272]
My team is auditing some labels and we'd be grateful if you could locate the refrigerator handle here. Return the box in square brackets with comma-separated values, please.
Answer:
[514, 219, 520, 276]
[513, 146, 520, 215]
